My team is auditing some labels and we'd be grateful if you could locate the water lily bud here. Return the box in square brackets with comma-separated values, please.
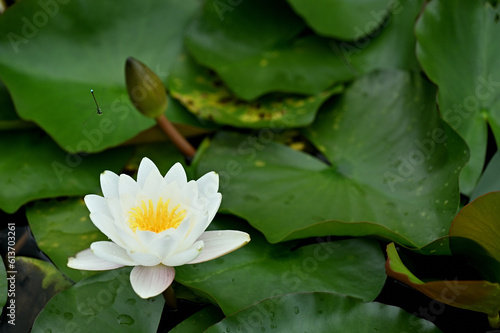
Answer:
[125, 57, 167, 118]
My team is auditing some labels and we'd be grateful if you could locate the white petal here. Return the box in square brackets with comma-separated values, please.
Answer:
[87, 212, 126, 248]
[136, 157, 162, 188]
[130, 265, 175, 299]
[84, 194, 110, 216]
[119, 174, 141, 198]
[162, 240, 204, 266]
[91, 241, 137, 266]
[196, 171, 219, 198]
[67, 248, 123, 271]
[150, 218, 192, 260]
[128, 251, 162, 266]
[205, 193, 222, 224]
[164, 162, 187, 186]
[188, 231, 250, 264]
[141, 170, 166, 205]
[175, 213, 210, 253]
[100, 170, 119, 199]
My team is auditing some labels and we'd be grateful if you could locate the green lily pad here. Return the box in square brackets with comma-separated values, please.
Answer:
[31, 267, 164, 333]
[0, 129, 132, 213]
[195, 70, 468, 247]
[0, 259, 6, 315]
[386, 242, 500, 318]
[184, 0, 353, 100]
[0, 0, 201, 153]
[26, 197, 109, 282]
[415, 0, 500, 194]
[470, 151, 500, 201]
[206, 292, 442, 333]
[6, 257, 73, 332]
[168, 52, 342, 128]
[287, 0, 390, 40]
[169, 306, 224, 333]
[175, 216, 386, 315]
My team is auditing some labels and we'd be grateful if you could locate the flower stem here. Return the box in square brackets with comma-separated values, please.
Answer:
[156, 114, 196, 159]
[162, 285, 177, 309]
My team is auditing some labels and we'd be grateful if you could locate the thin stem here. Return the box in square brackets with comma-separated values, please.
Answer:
[162, 285, 177, 309]
[155, 114, 196, 159]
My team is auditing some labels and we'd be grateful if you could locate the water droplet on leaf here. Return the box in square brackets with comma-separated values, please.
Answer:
[117, 314, 135, 326]
[125, 298, 136, 305]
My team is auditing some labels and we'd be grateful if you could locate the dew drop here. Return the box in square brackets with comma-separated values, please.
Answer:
[226, 327, 231, 332]
[44, 329, 52, 333]
[125, 298, 136, 305]
[64, 312, 73, 320]
[117, 314, 135, 326]
[293, 306, 299, 314]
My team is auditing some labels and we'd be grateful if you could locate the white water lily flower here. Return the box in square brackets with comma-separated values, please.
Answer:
[68, 157, 250, 298]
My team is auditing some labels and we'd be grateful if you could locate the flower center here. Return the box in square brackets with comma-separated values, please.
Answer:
[128, 198, 186, 233]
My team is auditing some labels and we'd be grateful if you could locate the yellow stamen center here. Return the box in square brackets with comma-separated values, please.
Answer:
[128, 198, 186, 233]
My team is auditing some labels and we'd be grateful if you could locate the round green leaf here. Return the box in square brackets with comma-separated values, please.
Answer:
[195, 70, 468, 247]
[27, 198, 108, 282]
[32, 268, 164, 333]
[0, 130, 132, 213]
[185, 0, 353, 100]
[206, 292, 442, 333]
[287, 0, 390, 40]
[0, 0, 201, 153]
[415, 0, 500, 194]
[168, 52, 342, 128]
[175, 216, 386, 315]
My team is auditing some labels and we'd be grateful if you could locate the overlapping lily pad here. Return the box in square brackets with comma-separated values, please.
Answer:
[168, 52, 342, 128]
[175, 216, 386, 314]
[31, 267, 164, 333]
[195, 70, 468, 247]
[287, 0, 390, 40]
[206, 292, 442, 332]
[0, 130, 133, 213]
[0, 0, 201, 153]
[415, 0, 500, 194]
[184, 0, 353, 100]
